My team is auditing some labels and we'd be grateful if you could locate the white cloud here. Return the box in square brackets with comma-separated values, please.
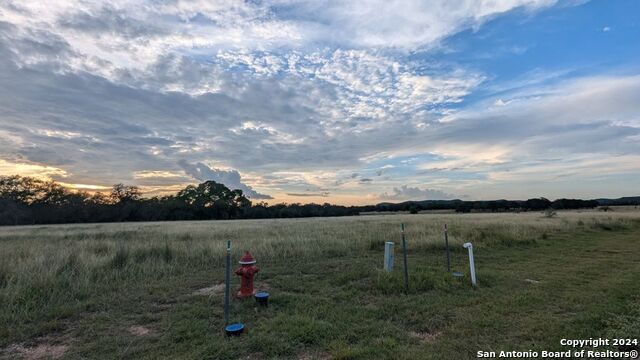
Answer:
[380, 185, 456, 201]
[178, 160, 273, 199]
[133, 170, 185, 179]
[0, 0, 559, 81]
[267, 0, 558, 49]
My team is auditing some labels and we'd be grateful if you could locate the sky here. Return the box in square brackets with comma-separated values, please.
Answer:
[0, 0, 639, 205]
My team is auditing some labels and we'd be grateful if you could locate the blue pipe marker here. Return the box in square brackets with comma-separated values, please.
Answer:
[224, 323, 244, 336]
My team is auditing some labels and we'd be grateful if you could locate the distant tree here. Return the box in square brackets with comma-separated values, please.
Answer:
[110, 184, 142, 203]
[36, 181, 69, 206]
[89, 192, 111, 205]
[176, 181, 251, 219]
[525, 197, 552, 211]
[455, 203, 472, 213]
[0, 175, 44, 204]
[0, 196, 28, 225]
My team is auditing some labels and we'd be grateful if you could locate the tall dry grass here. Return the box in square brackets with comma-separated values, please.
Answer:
[0, 209, 639, 344]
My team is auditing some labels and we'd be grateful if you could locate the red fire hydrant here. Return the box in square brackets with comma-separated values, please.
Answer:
[235, 251, 259, 299]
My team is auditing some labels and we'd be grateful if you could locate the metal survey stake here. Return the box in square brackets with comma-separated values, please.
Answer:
[444, 224, 451, 272]
[224, 240, 231, 325]
[401, 223, 409, 292]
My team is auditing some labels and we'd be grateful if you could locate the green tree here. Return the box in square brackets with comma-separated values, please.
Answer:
[0, 175, 44, 204]
[176, 181, 251, 219]
[110, 184, 142, 203]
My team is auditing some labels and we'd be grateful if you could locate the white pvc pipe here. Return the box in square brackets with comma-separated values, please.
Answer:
[463, 242, 477, 286]
[384, 241, 394, 272]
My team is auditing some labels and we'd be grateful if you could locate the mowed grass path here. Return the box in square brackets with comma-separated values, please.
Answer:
[1, 211, 639, 359]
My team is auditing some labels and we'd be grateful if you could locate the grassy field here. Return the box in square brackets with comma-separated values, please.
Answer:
[1, 210, 639, 359]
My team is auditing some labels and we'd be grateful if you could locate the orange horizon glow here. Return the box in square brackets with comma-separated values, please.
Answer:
[0, 160, 377, 205]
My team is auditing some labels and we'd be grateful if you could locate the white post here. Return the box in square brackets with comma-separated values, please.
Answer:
[384, 241, 395, 272]
[463, 242, 477, 286]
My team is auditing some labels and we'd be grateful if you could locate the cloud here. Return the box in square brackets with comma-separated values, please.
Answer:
[380, 185, 456, 201]
[0, 0, 560, 73]
[0, 22, 481, 175]
[1, 0, 638, 203]
[285, 192, 330, 197]
[177, 160, 272, 199]
[406, 75, 640, 198]
[275, 0, 558, 49]
[435, 75, 640, 152]
[0, 159, 68, 179]
[1, 38, 638, 201]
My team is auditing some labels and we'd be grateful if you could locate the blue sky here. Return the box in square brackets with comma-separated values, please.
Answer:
[444, 0, 640, 101]
[0, 0, 638, 204]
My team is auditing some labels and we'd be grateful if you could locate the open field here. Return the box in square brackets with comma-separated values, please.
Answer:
[1, 210, 639, 359]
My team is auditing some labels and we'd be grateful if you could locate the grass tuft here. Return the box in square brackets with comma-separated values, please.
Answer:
[0, 261, 8, 288]
[110, 246, 129, 269]
[132, 244, 174, 263]
[56, 252, 81, 278]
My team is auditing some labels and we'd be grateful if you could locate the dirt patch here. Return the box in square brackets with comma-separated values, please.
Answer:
[192, 281, 269, 296]
[192, 283, 225, 296]
[3, 343, 69, 360]
[128, 325, 152, 337]
[409, 331, 441, 343]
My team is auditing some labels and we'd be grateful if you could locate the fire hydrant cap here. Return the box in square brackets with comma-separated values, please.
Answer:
[239, 251, 257, 264]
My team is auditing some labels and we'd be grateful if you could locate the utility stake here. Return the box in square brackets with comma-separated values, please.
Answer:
[224, 240, 231, 325]
[463, 242, 477, 286]
[384, 241, 394, 272]
[444, 224, 451, 273]
[401, 223, 409, 293]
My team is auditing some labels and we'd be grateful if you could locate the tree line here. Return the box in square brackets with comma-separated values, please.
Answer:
[0, 175, 621, 226]
[0, 175, 358, 225]
[373, 197, 600, 214]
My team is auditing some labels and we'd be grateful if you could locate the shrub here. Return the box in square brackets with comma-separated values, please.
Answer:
[543, 208, 557, 218]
